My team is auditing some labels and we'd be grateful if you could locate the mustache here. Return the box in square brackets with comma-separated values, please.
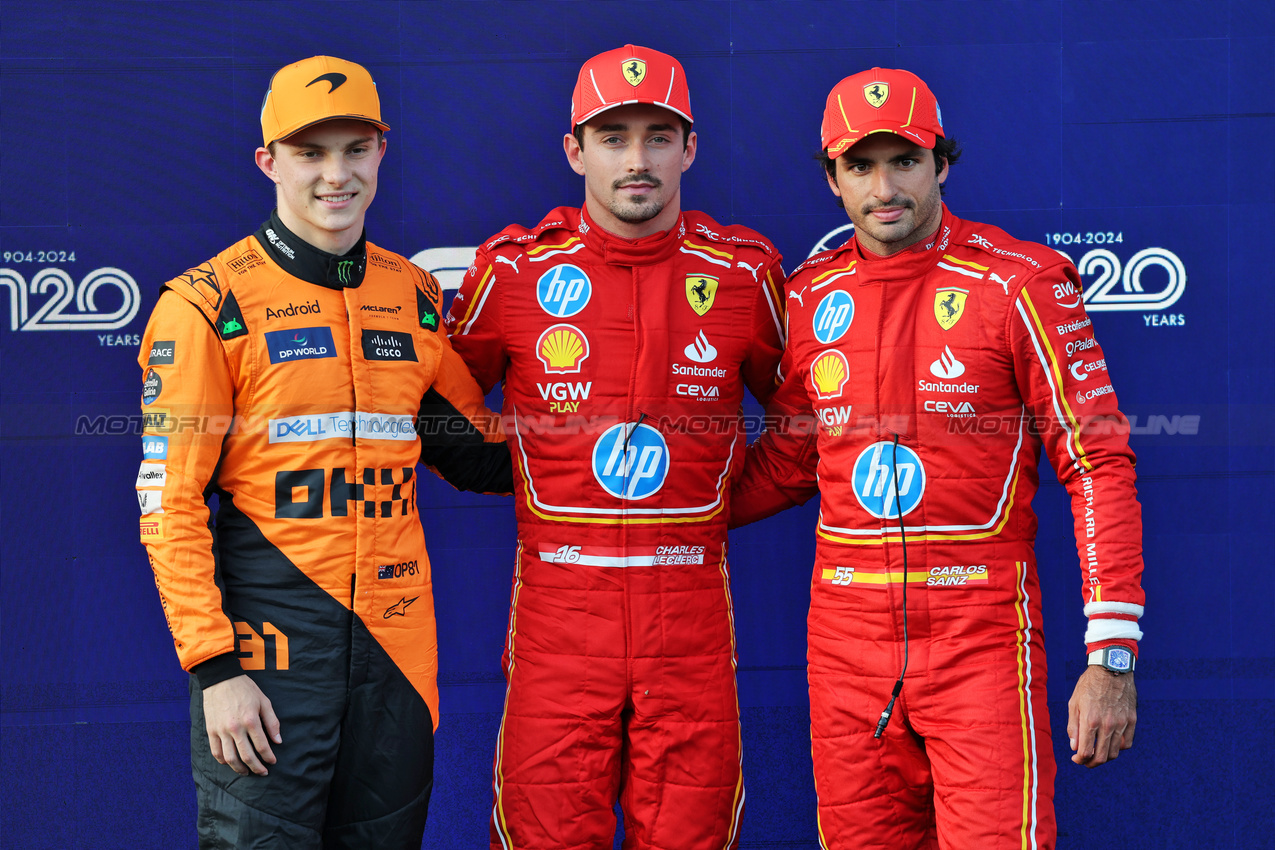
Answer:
[613, 174, 664, 191]
[861, 198, 914, 215]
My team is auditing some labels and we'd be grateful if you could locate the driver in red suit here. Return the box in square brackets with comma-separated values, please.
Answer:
[446, 45, 787, 850]
[731, 67, 1144, 849]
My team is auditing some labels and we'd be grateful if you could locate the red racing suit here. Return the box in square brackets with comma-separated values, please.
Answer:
[446, 205, 786, 850]
[732, 207, 1145, 849]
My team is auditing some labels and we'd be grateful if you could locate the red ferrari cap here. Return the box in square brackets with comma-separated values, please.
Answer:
[821, 68, 944, 158]
[570, 45, 693, 129]
[260, 55, 390, 147]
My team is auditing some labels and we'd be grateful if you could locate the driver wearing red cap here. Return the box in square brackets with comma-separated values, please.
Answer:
[447, 45, 787, 850]
[731, 68, 1144, 848]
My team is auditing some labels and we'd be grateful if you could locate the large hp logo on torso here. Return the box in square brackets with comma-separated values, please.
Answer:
[536, 264, 592, 317]
[812, 290, 854, 344]
[852, 442, 925, 519]
[592, 422, 669, 500]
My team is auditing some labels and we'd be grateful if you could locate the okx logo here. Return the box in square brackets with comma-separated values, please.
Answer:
[592, 422, 669, 500]
[852, 442, 925, 519]
[275, 467, 417, 518]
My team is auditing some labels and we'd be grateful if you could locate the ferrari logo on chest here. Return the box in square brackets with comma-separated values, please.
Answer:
[686, 275, 719, 316]
[623, 58, 647, 87]
[933, 287, 968, 330]
[863, 82, 890, 108]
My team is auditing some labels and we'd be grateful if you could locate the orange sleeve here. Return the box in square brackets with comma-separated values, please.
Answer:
[136, 290, 237, 671]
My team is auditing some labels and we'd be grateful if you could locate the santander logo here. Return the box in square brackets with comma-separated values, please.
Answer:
[683, 331, 718, 364]
[929, 346, 966, 379]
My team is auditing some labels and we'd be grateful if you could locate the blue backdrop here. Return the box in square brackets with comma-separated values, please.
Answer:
[2, 1, 1272, 847]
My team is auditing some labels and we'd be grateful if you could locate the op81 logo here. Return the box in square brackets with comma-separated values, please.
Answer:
[810, 225, 1187, 328]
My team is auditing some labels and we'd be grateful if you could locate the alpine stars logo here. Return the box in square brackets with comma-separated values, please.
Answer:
[383, 596, 419, 618]
[683, 331, 718, 363]
[930, 346, 966, 379]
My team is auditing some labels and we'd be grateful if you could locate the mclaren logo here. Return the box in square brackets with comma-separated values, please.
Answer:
[307, 72, 347, 93]
[623, 58, 647, 86]
[863, 82, 889, 108]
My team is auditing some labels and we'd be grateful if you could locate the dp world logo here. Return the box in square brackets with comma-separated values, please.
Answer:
[592, 422, 669, 500]
[852, 442, 925, 519]
[536, 264, 592, 317]
[812, 290, 854, 344]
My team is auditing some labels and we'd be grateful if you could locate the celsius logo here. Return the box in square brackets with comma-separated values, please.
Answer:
[811, 350, 850, 399]
[592, 422, 669, 501]
[537, 324, 590, 373]
[930, 346, 966, 379]
[812, 290, 854, 344]
[683, 330, 718, 363]
[307, 73, 347, 93]
[0, 267, 140, 331]
[852, 442, 925, 519]
[536, 264, 592, 317]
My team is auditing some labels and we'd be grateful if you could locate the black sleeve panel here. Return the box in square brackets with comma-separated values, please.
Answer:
[417, 387, 514, 495]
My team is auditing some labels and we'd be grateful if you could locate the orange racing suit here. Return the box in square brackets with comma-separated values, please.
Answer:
[136, 213, 509, 848]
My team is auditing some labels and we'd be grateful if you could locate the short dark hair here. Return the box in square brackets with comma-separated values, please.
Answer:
[573, 116, 693, 151]
[817, 135, 962, 205]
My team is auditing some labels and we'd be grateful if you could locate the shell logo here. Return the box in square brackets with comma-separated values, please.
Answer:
[536, 324, 590, 374]
[810, 349, 849, 399]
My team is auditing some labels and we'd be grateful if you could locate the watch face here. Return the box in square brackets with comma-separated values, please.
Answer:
[1107, 647, 1133, 671]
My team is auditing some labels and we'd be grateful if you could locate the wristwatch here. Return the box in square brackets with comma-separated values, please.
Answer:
[1088, 646, 1135, 674]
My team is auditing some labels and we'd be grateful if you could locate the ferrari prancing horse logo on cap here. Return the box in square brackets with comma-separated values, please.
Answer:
[623, 58, 647, 86]
[863, 83, 889, 108]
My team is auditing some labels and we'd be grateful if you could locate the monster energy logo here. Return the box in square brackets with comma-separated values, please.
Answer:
[337, 259, 354, 284]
